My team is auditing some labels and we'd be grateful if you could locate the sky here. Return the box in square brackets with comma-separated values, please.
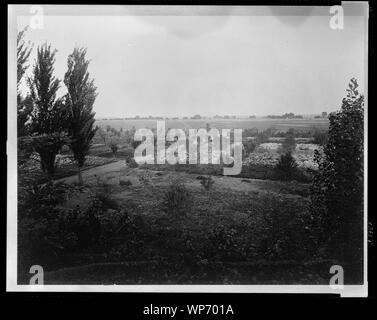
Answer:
[17, 5, 367, 118]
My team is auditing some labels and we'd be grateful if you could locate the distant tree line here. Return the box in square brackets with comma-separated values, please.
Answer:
[242, 127, 328, 141]
[314, 112, 328, 119]
[267, 112, 303, 119]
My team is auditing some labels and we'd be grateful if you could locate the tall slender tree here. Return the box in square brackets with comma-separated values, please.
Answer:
[17, 27, 32, 89]
[28, 43, 67, 179]
[17, 27, 34, 165]
[64, 47, 98, 185]
[280, 128, 296, 154]
[311, 78, 364, 265]
[17, 27, 33, 137]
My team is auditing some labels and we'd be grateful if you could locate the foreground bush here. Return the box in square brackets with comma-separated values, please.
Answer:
[251, 193, 317, 260]
[18, 181, 68, 219]
[274, 152, 299, 181]
[162, 180, 192, 215]
[313, 129, 328, 146]
[199, 175, 214, 191]
[18, 180, 145, 273]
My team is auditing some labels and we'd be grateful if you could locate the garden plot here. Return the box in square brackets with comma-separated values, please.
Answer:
[245, 143, 321, 170]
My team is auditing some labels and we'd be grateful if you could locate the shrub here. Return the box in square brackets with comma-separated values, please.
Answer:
[18, 183, 81, 269]
[90, 181, 119, 211]
[132, 139, 142, 149]
[313, 130, 328, 146]
[17, 136, 34, 166]
[124, 148, 139, 168]
[18, 181, 68, 219]
[243, 139, 257, 157]
[255, 128, 273, 145]
[119, 179, 132, 186]
[279, 129, 296, 154]
[162, 180, 192, 215]
[139, 170, 153, 185]
[18, 183, 145, 271]
[199, 176, 214, 191]
[127, 157, 139, 168]
[65, 205, 102, 251]
[18, 207, 79, 269]
[274, 152, 298, 181]
[97, 209, 145, 252]
[31, 133, 69, 179]
[206, 225, 251, 261]
[108, 140, 119, 156]
[254, 194, 315, 260]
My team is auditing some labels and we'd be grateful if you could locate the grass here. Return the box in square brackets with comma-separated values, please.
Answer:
[18, 155, 118, 184]
[18, 164, 329, 284]
[19, 162, 365, 284]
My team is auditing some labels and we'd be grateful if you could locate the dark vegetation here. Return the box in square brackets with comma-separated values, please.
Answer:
[310, 79, 364, 272]
[17, 177, 325, 284]
[267, 112, 303, 119]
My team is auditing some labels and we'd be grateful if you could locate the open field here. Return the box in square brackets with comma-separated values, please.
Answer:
[95, 118, 329, 132]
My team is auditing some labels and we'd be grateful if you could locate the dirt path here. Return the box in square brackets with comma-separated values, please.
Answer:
[56, 160, 126, 184]
[57, 159, 308, 199]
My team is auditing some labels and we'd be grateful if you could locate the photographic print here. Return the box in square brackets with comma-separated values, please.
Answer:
[7, 3, 368, 296]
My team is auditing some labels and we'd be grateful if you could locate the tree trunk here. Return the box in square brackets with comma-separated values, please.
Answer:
[78, 166, 83, 185]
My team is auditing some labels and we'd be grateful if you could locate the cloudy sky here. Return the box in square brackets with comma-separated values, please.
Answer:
[17, 5, 367, 118]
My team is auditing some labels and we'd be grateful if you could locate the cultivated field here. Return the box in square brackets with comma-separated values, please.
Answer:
[95, 118, 329, 132]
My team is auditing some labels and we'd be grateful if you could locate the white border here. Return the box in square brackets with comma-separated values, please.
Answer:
[7, 4, 369, 297]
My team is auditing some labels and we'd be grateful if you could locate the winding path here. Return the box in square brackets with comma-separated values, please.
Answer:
[56, 160, 126, 184]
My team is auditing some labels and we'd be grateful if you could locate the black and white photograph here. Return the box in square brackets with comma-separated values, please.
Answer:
[7, 3, 368, 297]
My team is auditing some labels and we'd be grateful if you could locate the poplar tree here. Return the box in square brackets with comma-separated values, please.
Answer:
[311, 78, 364, 265]
[17, 27, 33, 136]
[17, 27, 33, 164]
[28, 43, 67, 179]
[64, 47, 98, 185]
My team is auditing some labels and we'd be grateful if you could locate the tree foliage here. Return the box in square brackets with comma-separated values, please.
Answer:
[274, 152, 298, 181]
[64, 47, 98, 184]
[17, 27, 33, 137]
[27, 43, 67, 179]
[28, 44, 65, 134]
[280, 128, 296, 154]
[311, 78, 364, 263]
[17, 27, 33, 88]
[31, 133, 69, 179]
[313, 129, 328, 146]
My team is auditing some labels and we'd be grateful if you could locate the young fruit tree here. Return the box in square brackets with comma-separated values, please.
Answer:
[64, 47, 98, 185]
[27, 43, 68, 180]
